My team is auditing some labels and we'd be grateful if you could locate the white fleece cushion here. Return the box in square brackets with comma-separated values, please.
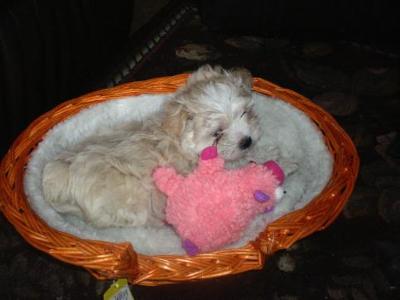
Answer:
[24, 92, 333, 255]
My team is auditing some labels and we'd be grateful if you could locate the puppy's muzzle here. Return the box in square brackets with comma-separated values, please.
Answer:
[239, 136, 252, 150]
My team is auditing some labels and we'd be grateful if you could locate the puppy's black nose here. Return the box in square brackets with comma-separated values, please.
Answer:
[239, 136, 252, 150]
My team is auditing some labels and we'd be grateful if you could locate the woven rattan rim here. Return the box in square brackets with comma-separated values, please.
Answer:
[0, 74, 359, 285]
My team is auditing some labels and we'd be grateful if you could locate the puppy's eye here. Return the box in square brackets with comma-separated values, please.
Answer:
[213, 129, 223, 138]
[240, 111, 248, 118]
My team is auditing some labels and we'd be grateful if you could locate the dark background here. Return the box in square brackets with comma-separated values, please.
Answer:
[1, 0, 398, 156]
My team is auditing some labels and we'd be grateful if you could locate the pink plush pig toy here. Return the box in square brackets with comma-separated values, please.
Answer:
[152, 146, 285, 256]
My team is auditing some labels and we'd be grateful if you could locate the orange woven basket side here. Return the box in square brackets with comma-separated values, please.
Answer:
[251, 79, 359, 254]
[0, 74, 359, 286]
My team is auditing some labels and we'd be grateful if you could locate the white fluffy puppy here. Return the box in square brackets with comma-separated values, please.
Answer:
[42, 65, 261, 228]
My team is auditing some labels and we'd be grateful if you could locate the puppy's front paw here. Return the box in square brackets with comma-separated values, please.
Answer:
[245, 145, 281, 165]
[279, 160, 299, 177]
[266, 146, 281, 161]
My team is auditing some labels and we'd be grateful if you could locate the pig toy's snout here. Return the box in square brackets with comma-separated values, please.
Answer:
[275, 186, 284, 201]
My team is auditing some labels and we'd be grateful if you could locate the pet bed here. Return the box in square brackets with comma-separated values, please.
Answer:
[0, 74, 359, 285]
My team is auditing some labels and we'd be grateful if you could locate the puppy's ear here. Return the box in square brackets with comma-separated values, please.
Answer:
[162, 100, 192, 137]
[187, 64, 224, 85]
[230, 67, 253, 93]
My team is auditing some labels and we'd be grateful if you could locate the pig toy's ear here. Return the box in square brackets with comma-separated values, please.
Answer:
[200, 146, 218, 160]
[197, 146, 225, 174]
[152, 167, 183, 196]
[264, 160, 285, 185]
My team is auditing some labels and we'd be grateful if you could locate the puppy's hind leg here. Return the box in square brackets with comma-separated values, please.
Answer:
[80, 173, 156, 228]
[42, 160, 82, 215]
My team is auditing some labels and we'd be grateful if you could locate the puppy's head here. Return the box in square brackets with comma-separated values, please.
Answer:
[163, 65, 261, 161]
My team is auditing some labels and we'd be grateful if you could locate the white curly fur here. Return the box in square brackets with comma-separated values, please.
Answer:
[42, 65, 262, 228]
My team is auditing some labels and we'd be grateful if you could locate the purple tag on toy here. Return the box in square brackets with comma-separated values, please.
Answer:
[183, 239, 200, 256]
[254, 190, 270, 202]
[200, 146, 218, 160]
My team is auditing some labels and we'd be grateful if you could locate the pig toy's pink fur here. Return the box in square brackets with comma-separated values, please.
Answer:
[152, 146, 284, 255]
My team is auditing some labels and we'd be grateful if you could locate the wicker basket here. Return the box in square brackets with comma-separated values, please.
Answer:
[0, 74, 359, 285]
